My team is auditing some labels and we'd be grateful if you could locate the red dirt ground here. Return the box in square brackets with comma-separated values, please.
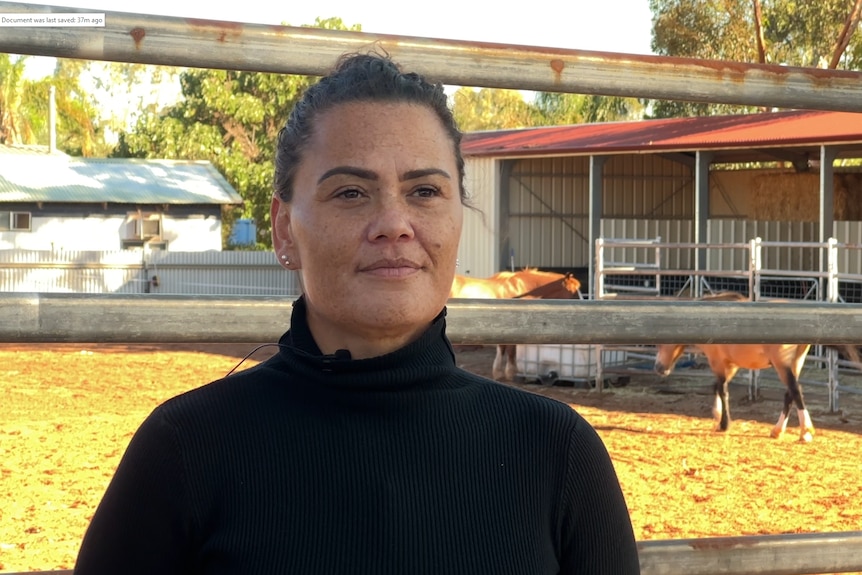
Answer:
[2, 343, 862, 572]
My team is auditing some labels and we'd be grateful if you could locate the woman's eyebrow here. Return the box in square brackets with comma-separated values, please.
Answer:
[318, 166, 452, 184]
[400, 168, 451, 182]
[317, 166, 377, 184]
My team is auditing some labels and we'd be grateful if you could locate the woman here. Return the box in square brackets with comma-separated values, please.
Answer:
[74, 53, 640, 574]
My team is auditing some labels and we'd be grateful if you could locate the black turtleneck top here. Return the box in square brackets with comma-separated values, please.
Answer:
[74, 298, 640, 574]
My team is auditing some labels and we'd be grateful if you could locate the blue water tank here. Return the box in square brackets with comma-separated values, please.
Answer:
[229, 218, 256, 246]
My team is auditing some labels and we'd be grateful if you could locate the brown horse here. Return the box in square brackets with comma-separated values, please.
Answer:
[449, 268, 573, 300]
[654, 291, 861, 442]
[493, 273, 582, 381]
[449, 269, 581, 381]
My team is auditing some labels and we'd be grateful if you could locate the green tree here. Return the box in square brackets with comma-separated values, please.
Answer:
[451, 87, 644, 132]
[0, 54, 31, 144]
[532, 92, 644, 124]
[48, 59, 104, 156]
[451, 88, 538, 131]
[83, 60, 182, 145]
[0, 54, 107, 155]
[113, 18, 359, 248]
[649, 0, 862, 117]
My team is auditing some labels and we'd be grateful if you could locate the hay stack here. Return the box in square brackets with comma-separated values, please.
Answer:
[835, 173, 862, 221]
[752, 172, 862, 221]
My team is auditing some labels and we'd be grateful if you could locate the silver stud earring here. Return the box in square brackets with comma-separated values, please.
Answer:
[456, 258, 460, 268]
[281, 254, 290, 265]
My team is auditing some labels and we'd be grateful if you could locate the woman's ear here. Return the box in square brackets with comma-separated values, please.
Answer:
[271, 195, 297, 267]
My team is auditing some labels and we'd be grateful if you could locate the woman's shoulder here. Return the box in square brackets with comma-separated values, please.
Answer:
[150, 357, 288, 421]
[455, 368, 587, 423]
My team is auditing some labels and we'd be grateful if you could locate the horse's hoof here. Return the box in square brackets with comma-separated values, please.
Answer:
[799, 429, 814, 443]
[770, 427, 784, 439]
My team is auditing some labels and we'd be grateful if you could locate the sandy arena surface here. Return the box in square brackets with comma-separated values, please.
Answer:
[2, 342, 862, 572]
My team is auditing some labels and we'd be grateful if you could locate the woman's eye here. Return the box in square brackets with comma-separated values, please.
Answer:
[336, 188, 364, 199]
[413, 186, 440, 198]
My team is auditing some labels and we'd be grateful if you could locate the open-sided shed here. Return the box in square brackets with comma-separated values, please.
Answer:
[459, 110, 862, 295]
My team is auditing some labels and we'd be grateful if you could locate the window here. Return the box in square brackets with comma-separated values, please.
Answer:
[121, 239, 168, 250]
[12, 212, 31, 231]
[0, 211, 31, 231]
[125, 212, 163, 240]
[141, 217, 161, 238]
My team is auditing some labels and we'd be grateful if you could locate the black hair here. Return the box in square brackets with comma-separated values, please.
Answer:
[274, 52, 467, 203]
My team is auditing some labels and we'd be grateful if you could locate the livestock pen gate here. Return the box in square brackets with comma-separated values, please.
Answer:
[595, 237, 862, 410]
[2, 3, 862, 575]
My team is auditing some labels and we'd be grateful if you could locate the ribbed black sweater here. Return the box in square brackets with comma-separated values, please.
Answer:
[74, 299, 640, 574]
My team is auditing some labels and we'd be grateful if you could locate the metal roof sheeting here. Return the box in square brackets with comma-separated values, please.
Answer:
[461, 110, 862, 161]
[0, 152, 243, 205]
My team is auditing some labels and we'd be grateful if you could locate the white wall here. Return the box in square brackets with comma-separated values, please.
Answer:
[0, 214, 223, 251]
[459, 157, 498, 278]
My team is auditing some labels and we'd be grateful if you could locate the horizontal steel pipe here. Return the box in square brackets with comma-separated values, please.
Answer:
[5, 531, 862, 575]
[1, 2, 862, 112]
[637, 530, 862, 575]
[1, 293, 861, 345]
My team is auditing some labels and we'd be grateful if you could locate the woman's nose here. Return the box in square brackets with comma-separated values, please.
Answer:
[367, 196, 415, 241]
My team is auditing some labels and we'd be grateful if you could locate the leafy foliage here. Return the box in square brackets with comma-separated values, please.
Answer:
[0, 53, 29, 145]
[532, 92, 644, 124]
[649, 0, 862, 117]
[0, 54, 115, 156]
[451, 87, 643, 131]
[113, 17, 359, 248]
[451, 88, 538, 131]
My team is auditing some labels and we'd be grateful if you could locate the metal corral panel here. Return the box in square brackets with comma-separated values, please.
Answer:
[506, 157, 590, 268]
[0, 250, 300, 295]
[835, 221, 862, 275]
[708, 220, 818, 271]
[598, 219, 833, 273]
[601, 219, 694, 269]
[460, 157, 498, 278]
[603, 155, 693, 218]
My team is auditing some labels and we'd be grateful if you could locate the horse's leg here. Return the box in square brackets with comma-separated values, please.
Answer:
[492, 345, 505, 381]
[772, 367, 813, 442]
[504, 345, 518, 381]
[714, 376, 732, 431]
[771, 346, 813, 442]
[770, 367, 798, 440]
[710, 364, 737, 432]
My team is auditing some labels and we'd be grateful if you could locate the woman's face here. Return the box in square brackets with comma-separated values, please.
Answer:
[271, 101, 463, 358]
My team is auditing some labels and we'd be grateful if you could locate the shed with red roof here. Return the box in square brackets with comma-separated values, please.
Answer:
[456, 110, 862, 297]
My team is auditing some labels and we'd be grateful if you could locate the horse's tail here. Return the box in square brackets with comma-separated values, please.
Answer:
[825, 344, 862, 371]
[841, 345, 862, 370]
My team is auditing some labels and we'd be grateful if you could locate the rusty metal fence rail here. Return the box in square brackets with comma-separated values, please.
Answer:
[2, 2, 862, 112]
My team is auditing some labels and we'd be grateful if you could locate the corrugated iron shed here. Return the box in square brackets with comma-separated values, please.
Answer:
[461, 110, 862, 164]
[0, 149, 243, 205]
